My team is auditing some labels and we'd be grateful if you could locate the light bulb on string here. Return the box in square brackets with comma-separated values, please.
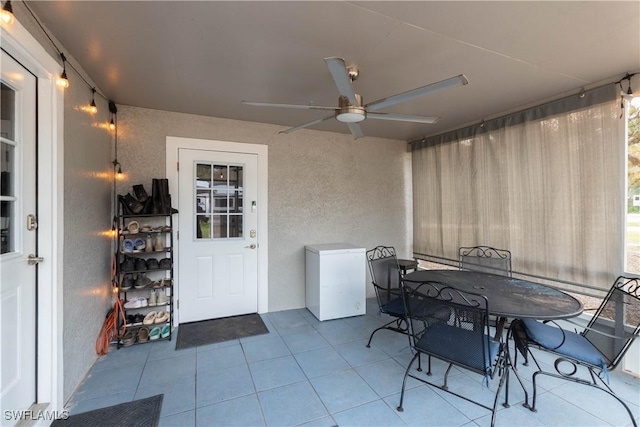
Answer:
[1, 0, 15, 25]
[57, 53, 69, 88]
[109, 118, 116, 130]
[89, 88, 98, 114]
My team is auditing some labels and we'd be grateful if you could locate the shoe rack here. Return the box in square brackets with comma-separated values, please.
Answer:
[115, 198, 175, 348]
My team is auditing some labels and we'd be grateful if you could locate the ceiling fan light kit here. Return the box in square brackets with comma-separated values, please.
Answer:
[242, 57, 468, 139]
[336, 95, 366, 123]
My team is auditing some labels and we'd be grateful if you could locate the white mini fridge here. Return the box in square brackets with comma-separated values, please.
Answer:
[305, 243, 366, 321]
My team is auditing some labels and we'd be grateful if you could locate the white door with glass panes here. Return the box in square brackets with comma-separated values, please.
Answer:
[178, 149, 258, 322]
[1, 51, 37, 425]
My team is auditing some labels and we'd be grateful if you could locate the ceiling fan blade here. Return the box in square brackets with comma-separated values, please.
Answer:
[346, 122, 364, 139]
[366, 74, 469, 112]
[324, 57, 358, 105]
[278, 114, 335, 134]
[242, 101, 336, 111]
[367, 112, 440, 124]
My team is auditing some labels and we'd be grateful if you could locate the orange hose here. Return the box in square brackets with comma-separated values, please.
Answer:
[96, 254, 126, 355]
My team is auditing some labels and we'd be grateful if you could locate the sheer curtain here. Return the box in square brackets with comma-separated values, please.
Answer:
[411, 85, 623, 292]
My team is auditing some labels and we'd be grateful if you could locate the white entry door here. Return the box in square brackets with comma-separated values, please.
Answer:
[1, 50, 38, 424]
[178, 149, 258, 322]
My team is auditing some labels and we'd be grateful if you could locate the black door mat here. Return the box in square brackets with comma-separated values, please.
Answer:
[176, 313, 269, 350]
[51, 394, 163, 427]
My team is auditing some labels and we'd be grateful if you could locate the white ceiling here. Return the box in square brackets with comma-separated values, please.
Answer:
[28, 1, 640, 141]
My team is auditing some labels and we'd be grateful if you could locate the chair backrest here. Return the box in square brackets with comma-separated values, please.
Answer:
[366, 246, 401, 306]
[582, 276, 640, 369]
[459, 245, 512, 277]
[402, 280, 496, 376]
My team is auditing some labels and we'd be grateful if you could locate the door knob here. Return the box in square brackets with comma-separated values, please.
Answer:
[245, 243, 257, 249]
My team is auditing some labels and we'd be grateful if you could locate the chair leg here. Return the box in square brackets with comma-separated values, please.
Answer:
[397, 352, 419, 412]
[490, 362, 510, 427]
[442, 363, 454, 391]
[530, 369, 638, 427]
[366, 318, 406, 348]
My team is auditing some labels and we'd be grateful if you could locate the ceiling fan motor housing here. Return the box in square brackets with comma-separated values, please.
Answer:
[336, 94, 366, 123]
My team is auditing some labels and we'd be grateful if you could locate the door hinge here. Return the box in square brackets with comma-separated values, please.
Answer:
[177, 231, 179, 240]
[177, 161, 179, 172]
[27, 214, 38, 231]
[177, 299, 179, 309]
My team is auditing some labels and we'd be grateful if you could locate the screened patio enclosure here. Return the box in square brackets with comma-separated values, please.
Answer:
[410, 83, 632, 299]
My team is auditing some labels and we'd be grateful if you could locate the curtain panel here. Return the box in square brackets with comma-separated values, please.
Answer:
[411, 85, 623, 292]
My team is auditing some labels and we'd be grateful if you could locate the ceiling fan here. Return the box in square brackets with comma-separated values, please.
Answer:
[242, 57, 469, 139]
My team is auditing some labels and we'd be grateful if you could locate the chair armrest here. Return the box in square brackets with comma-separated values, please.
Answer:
[560, 318, 635, 340]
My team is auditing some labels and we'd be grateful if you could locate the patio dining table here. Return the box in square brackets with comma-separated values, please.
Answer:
[402, 269, 583, 320]
[402, 269, 584, 409]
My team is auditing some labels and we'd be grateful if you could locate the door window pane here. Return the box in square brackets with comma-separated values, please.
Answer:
[1, 83, 15, 140]
[1, 83, 16, 254]
[194, 162, 244, 240]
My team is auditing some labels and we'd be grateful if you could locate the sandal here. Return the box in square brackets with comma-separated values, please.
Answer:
[122, 330, 135, 346]
[143, 311, 157, 325]
[149, 327, 161, 340]
[137, 327, 150, 343]
[155, 311, 170, 324]
[160, 324, 170, 339]
[127, 220, 140, 234]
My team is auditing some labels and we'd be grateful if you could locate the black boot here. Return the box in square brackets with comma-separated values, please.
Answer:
[151, 178, 178, 215]
[132, 184, 149, 202]
[133, 184, 153, 214]
[121, 193, 144, 214]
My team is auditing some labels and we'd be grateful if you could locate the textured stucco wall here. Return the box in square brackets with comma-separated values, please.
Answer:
[60, 73, 113, 400]
[13, 4, 114, 402]
[116, 105, 413, 312]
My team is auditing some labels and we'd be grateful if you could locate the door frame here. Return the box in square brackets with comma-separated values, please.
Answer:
[166, 137, 268, 324]
[1, 16, 64, 418]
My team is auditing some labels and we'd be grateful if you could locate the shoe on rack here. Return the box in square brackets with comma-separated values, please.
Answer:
[156, 291, 169, 306]
[133, 314, 145, 324]
[122, 330, 135, 346]
[133, 237, 146, 252]
[124, 296, 148, 309]
[121, 274, 134, 291]
[149, 327, 161, 341]
[143, 311, 157, 325]
[158, 258, 171, 270]
[126, 220, 140, 234]
[160, 324, 170, 339]
[146, 258, 159, 270]
[122, 194, 144, 215]
[126, 314, 135, 325]
[120, 257, 135, 273]
[154, 236, 164, 252]
[122, 239, 134, 253]
[140, 224, 152, 233]
[148, 290, 157, 306]
[133, 184, 149, 203]
[134, 258, 147, 271]
[134, 273, 152, 289]
[155, 311, 170, 324]
[137, 327, 150, 343]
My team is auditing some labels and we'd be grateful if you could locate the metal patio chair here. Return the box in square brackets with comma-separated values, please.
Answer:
[510, 276, 640, 427]
[459, 245, 512, 277]
[397, 281, 510, 427]
[365, 246, 409, 348]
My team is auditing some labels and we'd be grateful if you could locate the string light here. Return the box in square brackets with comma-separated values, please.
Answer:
[57, 53, 69, 88]
[109, 118, 116, 130]
[89, 87, 98, 114]
[1, 0, 14, 25]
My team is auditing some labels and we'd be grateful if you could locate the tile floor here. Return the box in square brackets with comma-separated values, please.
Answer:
[66, 299, 640, 426]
